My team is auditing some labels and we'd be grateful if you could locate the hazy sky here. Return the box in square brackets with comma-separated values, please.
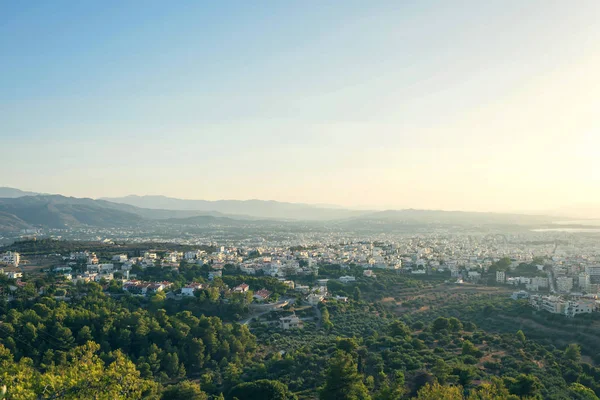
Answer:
[2, 1, 599, 212]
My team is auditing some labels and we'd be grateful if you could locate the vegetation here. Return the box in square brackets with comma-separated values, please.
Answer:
[0, 249, 599, 398]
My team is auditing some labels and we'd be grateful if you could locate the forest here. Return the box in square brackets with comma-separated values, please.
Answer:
[0, 251, 599, 398]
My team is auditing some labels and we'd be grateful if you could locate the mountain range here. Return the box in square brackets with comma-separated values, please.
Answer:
[100, 195, 368, 221]
[0, 186, 595, 233]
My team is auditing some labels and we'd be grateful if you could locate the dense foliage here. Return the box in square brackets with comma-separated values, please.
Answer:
[0, 245, 599, 399]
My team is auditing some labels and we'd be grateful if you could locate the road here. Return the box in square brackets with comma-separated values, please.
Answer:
[240, 298, 295, 325]
[313, 305, 322, 329]
[547, 270, 556, 293]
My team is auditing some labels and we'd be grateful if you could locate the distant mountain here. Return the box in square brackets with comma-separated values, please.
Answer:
[0, 191, 574, 234]
[0, 195, 271, 233]
[0, 187, 41, 198]
[548, 204, 600, 220]
[345, 209, 558, 226]
[102, 195, 369, 220]
[0, 195, 143, 231]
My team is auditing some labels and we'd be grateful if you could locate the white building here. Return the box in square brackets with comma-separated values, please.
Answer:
[280, 315, 303, 330]
[496, 271, 506, 283]
[557, 276, 574, 293]
[579, 273, 591, 290]
[565, 300, 594, 317]
[182, 284, 204, 297]
[99, 263, 115, 272]
[585, 265, 600, 284]
[530, 295, 595, 318]
[112, 254, 128, 263]
[339, 276, 356, 284]
[6, 271, 23, 279]
[1, 252, 20, 267]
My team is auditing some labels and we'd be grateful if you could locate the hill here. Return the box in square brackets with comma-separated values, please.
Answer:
[102, 195, 369, 220]
[0, 187, 41, 198]
[0, 195, 143, 231]
[0, 195, 275, 233]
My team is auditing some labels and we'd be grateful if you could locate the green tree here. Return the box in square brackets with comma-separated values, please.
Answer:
[431, 317, 449, 333]
[320, 351, 371, 400]
[229, 379, 297, 400]
[467, 378, 514, 400]
[337, 338, 359, 354]
[389, 321, 411, 339]
[448, 317, 463, 332]
[353, 287, 362, 302]
[432, 359, 452, 385]
[505, 374, 541, 398]
[413, 382, 463, 400]
[569, 383, 599, 400]
[374, 371, 405, 400]
[565, 344, 581, 362]
[322, 307, 334, 331]
[161, 381, 208, 400]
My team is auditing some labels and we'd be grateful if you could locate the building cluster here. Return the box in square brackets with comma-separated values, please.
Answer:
[529, 294, 598, 318]
[122, 280, 173, 295]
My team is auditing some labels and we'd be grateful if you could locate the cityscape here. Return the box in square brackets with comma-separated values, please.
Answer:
[3, 1, 600, 399]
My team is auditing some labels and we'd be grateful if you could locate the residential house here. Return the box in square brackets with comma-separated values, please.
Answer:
[280, 315, 304, 330]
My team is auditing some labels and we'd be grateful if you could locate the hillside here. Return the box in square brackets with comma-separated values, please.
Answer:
[0, 195, 143, 230]
[102, 195, 369, 220]
[0, 187, 41, 198]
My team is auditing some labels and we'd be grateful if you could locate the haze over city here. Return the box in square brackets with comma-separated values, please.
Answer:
[5, 3, 600, 400]
[2, 1, 600, 213]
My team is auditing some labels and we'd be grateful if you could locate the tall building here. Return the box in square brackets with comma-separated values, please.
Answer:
[586, 266, 600, 284]
[579, 273, 591, 290]
[496, 271, 506, 283]
[557, 276, 574, 293]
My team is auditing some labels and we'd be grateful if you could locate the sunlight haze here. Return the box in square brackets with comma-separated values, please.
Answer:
[2, 1, 599, 213]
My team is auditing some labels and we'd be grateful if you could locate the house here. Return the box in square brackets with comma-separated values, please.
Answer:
[182, 284, 204, 297]
[146, 283, 166, 295]
[112, 254, 128, 263]
[511, 290, 530, 300]
[307, 293, 324, 305]
[6, 271, 23, 279]
[282, 280, 295, 289]
[253, 289, 271, 302]
[94, 273, 114, 282]
[339, 276, 356, 284]
[87, 253, 99, 265]
[208, 271, 222, 280]
[295, 284, 310, 293]
[123, 280, 171, 296]
[234, 283, 250, 293]
[99, 264, 115, 273]
[363, 270, 376, 278]
[280, 315, 304, 330]
[411, 268, 427, 275]
[1, 252, 20, 267]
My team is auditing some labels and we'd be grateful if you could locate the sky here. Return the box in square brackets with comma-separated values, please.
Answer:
[2, 1, 600, 212]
